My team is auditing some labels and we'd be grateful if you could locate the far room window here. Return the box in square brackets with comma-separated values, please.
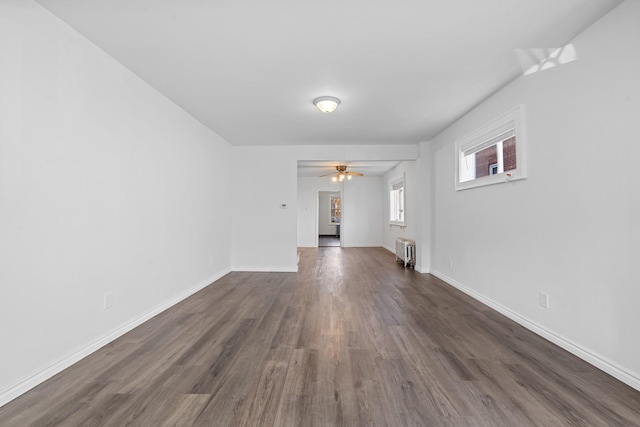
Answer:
[330, 195, 341, 225]
[389, 176, 405, 225]
[455, 105, 527, 191]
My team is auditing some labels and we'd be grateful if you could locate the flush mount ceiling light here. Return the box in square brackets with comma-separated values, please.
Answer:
[313, 96, 340, 113]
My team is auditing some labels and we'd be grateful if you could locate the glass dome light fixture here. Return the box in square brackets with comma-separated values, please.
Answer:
[313, 96, 340, 113]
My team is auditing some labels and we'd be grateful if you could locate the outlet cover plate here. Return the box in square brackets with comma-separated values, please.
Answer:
[539, 292, 549, 309]
[104, 292, 113, 310]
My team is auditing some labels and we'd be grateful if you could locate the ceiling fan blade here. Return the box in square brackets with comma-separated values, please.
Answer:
[346, 172, 364, 176]
[320, 172, 337, 177]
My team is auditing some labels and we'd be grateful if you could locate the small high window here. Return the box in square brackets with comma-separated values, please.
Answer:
[455, 105, 527, 191]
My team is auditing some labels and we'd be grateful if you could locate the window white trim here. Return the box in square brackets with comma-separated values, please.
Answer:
[455, 105, 527, 191]
[389, 174, 405, 226]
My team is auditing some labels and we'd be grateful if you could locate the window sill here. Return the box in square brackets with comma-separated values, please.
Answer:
[457, 172, 525, 191]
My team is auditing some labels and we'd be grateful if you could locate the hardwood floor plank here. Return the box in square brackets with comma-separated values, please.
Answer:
[314, 334, 359, 426]
[463, 359, 551, 426]
[273, 348, 319, 426]
[18, 382, 109, 427]
[189, 318, 257, 395]
[102, 365, 204, 427]
[158, 394, 211, 427]
[1, 247, 639, 426]
[73, 393, 133, 427]
[386, 325, 467, 419]
[348, 349, 390, 426]
[378, 358, 444, 426]
[232, 360, 288, 427]
[192, 277, 294, 425]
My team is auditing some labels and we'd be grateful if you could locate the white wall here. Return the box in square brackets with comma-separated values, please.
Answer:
[417, 141, 433, 273]
[297, 176, 382, 248]
[428, 0, 640, 389]
[342, 177, 382, 247]
[231, 147, 298, 271]
[318, 191, 340, 236]
[0, 1, 233, 404]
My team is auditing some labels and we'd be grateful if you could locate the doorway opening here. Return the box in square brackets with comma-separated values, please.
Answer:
[318, 191, 341, 247]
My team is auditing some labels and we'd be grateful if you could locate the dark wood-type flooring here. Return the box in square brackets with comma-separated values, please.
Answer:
[1, 247, 640, 426]
[318, 235, 340, 247]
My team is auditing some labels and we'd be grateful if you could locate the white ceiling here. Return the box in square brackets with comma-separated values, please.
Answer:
[36, 0, 621, 148]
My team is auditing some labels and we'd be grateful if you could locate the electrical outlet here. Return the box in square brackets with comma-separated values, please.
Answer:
[449, 259, 453, 269]
[209, 256, 214, 266]
[539, 292, 549, 309]
[104, 292, 113, 310]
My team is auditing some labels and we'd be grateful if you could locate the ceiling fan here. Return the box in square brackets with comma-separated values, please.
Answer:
[320, 165, 364, 182]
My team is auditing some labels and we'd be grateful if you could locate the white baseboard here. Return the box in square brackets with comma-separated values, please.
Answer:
[232, 266, 298, 273]
[344, 243, 381, 248]
[414, 265, 429, 274]
[430, 269, 640, 392]
[383, 244, 395, 253]
[0, 268, 231, 408]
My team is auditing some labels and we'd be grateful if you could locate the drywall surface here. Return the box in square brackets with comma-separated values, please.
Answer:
[231, 147, 299, 271]
[341, 177, 383, 247]
[417, 141, 433, 273]
[0, 1, 233, 402]
[429, 0, 640, 386]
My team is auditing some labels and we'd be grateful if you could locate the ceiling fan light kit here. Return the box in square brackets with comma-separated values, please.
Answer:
[322, 165, 363, 182]
[313, 96, 340, 113]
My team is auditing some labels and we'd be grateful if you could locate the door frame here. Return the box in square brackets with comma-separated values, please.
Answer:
[316, 189, 343, 247]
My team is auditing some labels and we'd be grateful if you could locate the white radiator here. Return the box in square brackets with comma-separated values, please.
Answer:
[395, 238, 416, 269]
